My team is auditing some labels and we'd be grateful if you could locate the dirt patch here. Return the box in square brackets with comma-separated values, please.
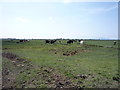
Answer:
[40, 67, 74, 88]
[2, 53, 32, 89]
[2, 53, 17, 60]
[74, 74, 88, 79]
[63, 50, 78, 56]
[63, 49, 87, 56]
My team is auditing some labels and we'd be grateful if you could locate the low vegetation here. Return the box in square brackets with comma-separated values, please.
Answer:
[2, 39, 119, 88]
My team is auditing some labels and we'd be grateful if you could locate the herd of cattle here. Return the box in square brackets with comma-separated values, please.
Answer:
[16, 39, 84, 45]
[16, 40, 29, 43]
[45, 40, 57, 44]
[16, 39, 117, 45]
[45, 39, 84, 45]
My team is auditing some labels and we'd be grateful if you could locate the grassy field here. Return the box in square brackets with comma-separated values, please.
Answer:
[2, 39, 119, 88]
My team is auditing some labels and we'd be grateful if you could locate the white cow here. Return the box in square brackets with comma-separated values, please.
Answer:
[80, 40, 84, 45]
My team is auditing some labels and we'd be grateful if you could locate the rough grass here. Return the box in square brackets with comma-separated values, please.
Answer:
[2, 39, 119, 88]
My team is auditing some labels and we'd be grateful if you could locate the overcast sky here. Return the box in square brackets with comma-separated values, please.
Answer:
[0, 1, 118, 39]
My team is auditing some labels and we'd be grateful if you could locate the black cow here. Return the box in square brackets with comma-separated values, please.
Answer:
[45, 40, 56, 44]
[20, 40, 24, 42]
[113, 41, 117, 45]
[45, 40, 50, 43]
[78, 40, 81, 42]
[67, 40, 73, 44]
[50, 40, 56, 44]
[19, 40, 29, 42]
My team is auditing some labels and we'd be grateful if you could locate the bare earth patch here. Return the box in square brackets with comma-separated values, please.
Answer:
[63, 49, 88, 56]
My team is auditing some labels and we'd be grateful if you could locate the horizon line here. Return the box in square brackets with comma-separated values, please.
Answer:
[0, 38, 119, 40]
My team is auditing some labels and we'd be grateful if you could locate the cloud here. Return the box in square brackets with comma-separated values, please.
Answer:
[80, 5, 118, 14]
[63, 0, 71, 4]
[105, 5, 118, 11]
[0, 0, 119, 2]
[48, 17, 53, 21]
[16, 17, 30, 23]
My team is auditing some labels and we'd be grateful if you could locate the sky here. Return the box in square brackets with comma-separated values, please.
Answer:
[0, 1, 118, 39]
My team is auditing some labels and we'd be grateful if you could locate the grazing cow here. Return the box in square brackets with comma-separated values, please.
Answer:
[50, 40, 56, 44]
[78, 40, 81, 42]
[113, 41, 117, 45]
[20, 40, 24, 42]
[79, 40, 84, 45]
[67, 40, 73, 44]
[45, 40, 56, 44]
[45, 40, 50, 43]
[19, 40, 29, 42]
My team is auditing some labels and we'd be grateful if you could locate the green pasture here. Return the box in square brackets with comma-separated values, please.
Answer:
[2, 39, 119, 88]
